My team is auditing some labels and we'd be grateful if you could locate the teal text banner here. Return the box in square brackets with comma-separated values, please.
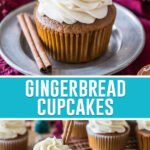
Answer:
[0, 76, 149, 119]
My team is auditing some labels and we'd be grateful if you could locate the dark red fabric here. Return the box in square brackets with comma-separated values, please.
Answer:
[0, 0, 149, 75]
[52, 121, 63, 138]
[0, 0, 32, 75]
[114, 0, 150, 75]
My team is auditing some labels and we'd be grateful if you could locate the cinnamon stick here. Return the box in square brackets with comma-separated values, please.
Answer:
[17, 14, 46, 73]
[62, 120, 74, 144]
[62, 121, 70, 144]
[24, 13, 52, 72]
[65, 120, 74, 144]
[17, 13, 52, 73]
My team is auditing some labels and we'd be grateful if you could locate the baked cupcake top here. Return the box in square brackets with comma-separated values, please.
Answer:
[137, 120, 150, 131]
[38, 0, 112, 24]
[0, 120, 27, 140]
[87, 120, 129, 134]
[33, 137, 71, 150]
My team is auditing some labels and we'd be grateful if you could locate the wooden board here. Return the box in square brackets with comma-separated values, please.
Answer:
[28, 130, 138, 150]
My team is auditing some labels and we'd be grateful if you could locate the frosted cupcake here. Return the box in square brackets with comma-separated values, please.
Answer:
[33, 137, 71, 150]
[136, 120, 150, 150]
[63, 120, 88, 138]
[0, 120, 28, 150]
[34, 0, 116, 63]
[86, 120, 130, 150]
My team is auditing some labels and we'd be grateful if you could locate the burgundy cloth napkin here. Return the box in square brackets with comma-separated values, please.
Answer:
[0, 0, 32, 75]
[52, 121, 63, 138]
[0, 0, 150, 75]
[114, 0, 150, 75]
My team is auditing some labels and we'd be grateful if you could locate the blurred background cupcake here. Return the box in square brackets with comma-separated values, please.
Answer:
[0, 120, 28, 150]
[63, 120, 88, 138]
[86, 120, 130, 150]
[136, 120, 150, 150]
[34, 0, 116, 63]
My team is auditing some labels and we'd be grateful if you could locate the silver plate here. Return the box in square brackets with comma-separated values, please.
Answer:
[0, 2, 145, 75]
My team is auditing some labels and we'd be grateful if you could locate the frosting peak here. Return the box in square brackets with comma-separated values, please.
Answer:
[0, 120, 27, 140]
[87, 120, 129, 134]
[33, 137, 71, 150]
[38, 0, 112, 24]
[137, 120, 150, 131]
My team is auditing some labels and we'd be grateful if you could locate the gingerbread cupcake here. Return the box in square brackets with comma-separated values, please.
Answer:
[63, 120, 88, 138]
[34, 0, 116, 63]
[136, 120, 150, 150]
[137, 64, 150, 75]
[0, 120, 28, 150]
[86, 120, 130, 150]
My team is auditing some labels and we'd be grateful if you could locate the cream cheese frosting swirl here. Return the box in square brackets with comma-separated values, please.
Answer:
[137, 120, 150, 131]
[87, 120, 129, 134]
[0, 120, 27, 140]
[33, 137, 71, 150]
[38, 0, 112, 24]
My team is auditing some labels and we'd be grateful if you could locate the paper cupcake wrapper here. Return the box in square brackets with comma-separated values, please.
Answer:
[86, 126, 130, 150]
[136, 126, 150, 150]
[63, 121, 88, 138]
[0, 133, 28, 150]
[35, 16, 113, 63]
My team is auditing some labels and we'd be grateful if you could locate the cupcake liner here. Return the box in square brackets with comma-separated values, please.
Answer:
[0, 133, 28, 150]
[63, 121, 88, 138]
[136, 126, 150, 150]
[86, 126, 130, 150]
[34, 5, 115, 63]
[36, 23, 112, 63]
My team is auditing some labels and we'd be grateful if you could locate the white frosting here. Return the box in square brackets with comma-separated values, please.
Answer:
[33, 137, 71, 150]
[87, 120, 129, 134]
[137, 120, 150, 131]
[38, 0, 112, 24]
[0, 120, 27, 140]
